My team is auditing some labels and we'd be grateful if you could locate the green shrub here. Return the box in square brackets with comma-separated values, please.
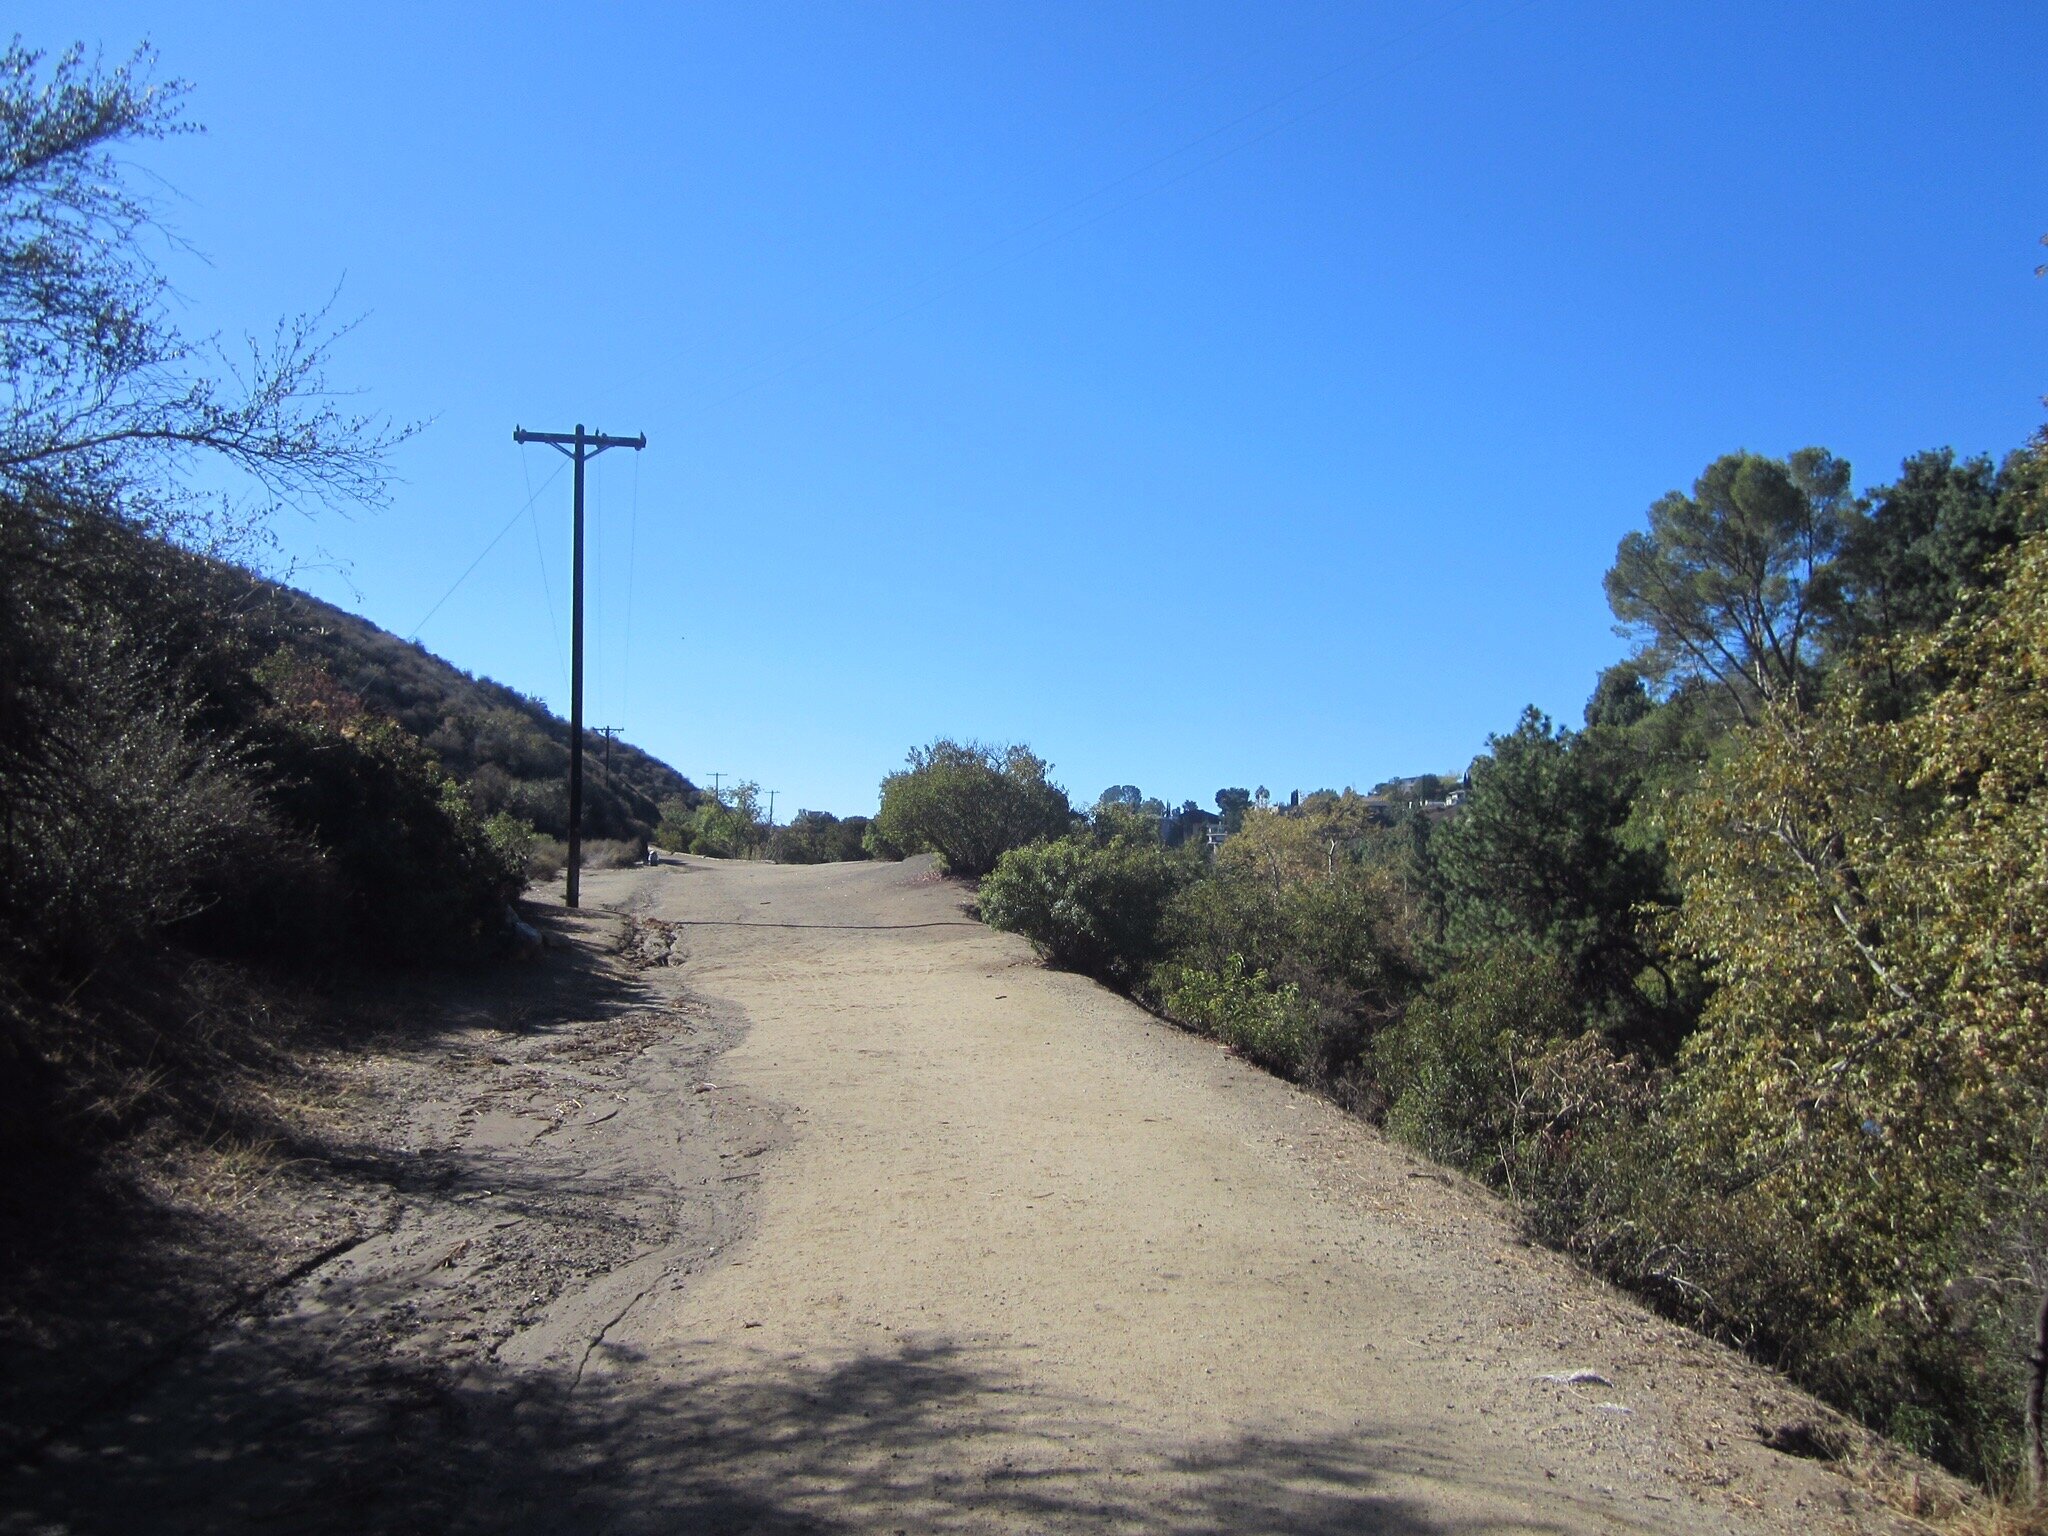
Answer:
[872, 739, 1072, 877]
[979, 834, 1194, 984]
[483, 812, 536, 876]
[1374, 947, 1579, 1175]
[1153, 955, 1319, 1077]
[249, 656, 524, 963]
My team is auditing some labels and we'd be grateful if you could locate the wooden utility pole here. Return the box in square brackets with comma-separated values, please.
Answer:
[512, 424, 646, 909]
[594, 726, 622, 772]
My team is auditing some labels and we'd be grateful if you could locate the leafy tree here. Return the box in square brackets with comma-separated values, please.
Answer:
[1821, 448, 2015, 650]
[1584, 662, 1654, 729]
[1426, 708, 1677, 1046]
[657, 781, 765, 859]
[1604, 448, 1852, 716]
[1215, 786, 1251, 834]
[772, 809, 872, 864]
[0, 42, 406, 537]
[1662, 492, 2048, 1478]
[871, 739, 1071, 878]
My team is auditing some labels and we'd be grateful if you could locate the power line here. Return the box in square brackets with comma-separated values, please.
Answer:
[411, 455, 568, 639]
[520, 444, 570, 692]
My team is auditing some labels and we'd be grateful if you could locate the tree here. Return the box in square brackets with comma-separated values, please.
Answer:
[871, 739, 1071, 878]
[1426, 708, 1674, 1045]
[1215, 787, 1251, 835]
[0, 41, 406, 539]
[1819, 448, 2026, 660]
[772, 809, 873, 864]
[1662, 489, 2048, 1477]
[1604, 448, 1852, 717]
[1583, 662, 1653, 729]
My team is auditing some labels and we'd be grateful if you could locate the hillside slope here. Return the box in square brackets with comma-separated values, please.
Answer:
[249, 581, 695, 844]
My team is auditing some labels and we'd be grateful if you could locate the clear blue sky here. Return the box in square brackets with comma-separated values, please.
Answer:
[29, 2, 2048, 815]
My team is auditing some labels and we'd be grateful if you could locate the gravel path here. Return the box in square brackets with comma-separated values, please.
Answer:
[2, 853, 1928, 1534]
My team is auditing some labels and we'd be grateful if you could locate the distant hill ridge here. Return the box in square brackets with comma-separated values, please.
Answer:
[252, 580, 694, 845]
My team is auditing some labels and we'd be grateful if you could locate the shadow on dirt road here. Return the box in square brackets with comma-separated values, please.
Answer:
[8, 1323, 1519, 1535]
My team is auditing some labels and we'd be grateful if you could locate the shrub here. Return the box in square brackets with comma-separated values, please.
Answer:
[1153, 956, 1319, 1077]
[1165, 857, 1416, 1022]
[2, 637, 297, 974]
[483, 812, 536, 876]
[249, 655, 524, 963]
[871, 739, 1072, 877]
[576, 837, 643, 869]
[979, 834, 1194, 984]
[1374, 948, 1579, 1175]
[526, 836, 568, 882]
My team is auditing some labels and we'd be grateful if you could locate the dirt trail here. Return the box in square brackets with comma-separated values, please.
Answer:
[3, 854, 1926, 1534]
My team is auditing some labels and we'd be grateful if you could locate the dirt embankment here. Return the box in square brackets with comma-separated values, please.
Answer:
[2, 854, 1942, 1533]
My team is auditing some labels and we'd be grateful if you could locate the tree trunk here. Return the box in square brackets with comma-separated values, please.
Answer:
[2028, 1287, 2048, 1502]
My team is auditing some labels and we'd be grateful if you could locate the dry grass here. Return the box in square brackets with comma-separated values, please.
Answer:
[527, 836, 567, 881]
[578, 837, 644, 869]
[1865, 1455, 2048, 1536]
[1938, 1498, 2048, 1536]
[527, 836, 640, 882]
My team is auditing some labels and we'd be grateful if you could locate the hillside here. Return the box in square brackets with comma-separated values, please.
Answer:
[246, 580, 696, 845]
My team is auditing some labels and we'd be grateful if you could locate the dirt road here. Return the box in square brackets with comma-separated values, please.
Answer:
[4, 854, 1923, 1533]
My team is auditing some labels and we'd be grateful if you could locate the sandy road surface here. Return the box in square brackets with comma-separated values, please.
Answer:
[4, 854, 1921, 1534]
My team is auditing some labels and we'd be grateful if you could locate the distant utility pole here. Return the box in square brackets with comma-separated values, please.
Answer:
[708, 771, 725, 803]
[766, 789, 777, 828]
[594, 726, 621, 772]
[512, 423, 647, 909]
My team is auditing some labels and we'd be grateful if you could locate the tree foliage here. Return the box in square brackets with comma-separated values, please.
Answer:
[657, 782, 765, 860]
[0, 42, 408, 538]
[1655, 488, 2048, 1473]
[871, 739, 1071, 878]
[973, 429, 2048, 1490]
[771, 809, 873, 864]
[1426, 708, 1676, 1045]
[1605, 448, 1852, 715]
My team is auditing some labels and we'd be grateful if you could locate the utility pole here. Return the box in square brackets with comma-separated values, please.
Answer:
[512, 423, 646, 909]
[766, 789, 777, 828]
[708, 771, 725, 803]
[594, 726, 621, 773]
